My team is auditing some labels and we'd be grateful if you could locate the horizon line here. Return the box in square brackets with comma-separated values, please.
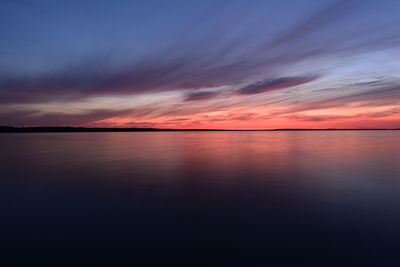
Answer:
[1, 126, 399, 133]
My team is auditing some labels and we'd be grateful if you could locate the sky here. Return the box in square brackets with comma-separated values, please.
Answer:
[0, 0, 399, 129]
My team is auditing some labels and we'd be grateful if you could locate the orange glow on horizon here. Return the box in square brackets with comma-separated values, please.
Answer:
[86, 105, 400, 129]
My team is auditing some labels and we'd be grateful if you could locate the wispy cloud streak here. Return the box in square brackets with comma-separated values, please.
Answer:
[236, 76, 319, 95]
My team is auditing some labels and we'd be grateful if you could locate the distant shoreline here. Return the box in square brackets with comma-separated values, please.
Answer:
[0, 126, 399, 133]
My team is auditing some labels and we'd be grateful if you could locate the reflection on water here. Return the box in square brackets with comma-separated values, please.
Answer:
[1, 131, 399, 265]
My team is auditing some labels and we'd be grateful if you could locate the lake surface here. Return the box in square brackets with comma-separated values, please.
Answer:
[1, 131, 399, 266]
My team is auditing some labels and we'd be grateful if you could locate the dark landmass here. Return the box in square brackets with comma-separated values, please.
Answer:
[0, 126, 398, 133]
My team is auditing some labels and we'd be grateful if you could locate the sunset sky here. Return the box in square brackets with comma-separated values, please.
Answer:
[1, 0, 399, 129]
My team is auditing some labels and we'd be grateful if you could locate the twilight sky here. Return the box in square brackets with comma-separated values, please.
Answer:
[1, 0, 399, 129]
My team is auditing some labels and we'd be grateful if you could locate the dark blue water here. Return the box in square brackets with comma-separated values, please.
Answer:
[1, 131, 399, 266]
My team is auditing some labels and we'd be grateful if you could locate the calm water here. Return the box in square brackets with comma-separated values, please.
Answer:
[1, 131, 399, 266]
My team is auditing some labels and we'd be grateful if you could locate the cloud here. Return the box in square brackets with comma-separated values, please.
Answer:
[264, 0, 363, 49]
[285, 107, 400, 122]
[167, 118, 191, 122]
[151, 77, 400, 121]
[235, 75, 318, 95]
[182, 75, 319, 102]
[295, 81, 400, 112]
[184, 91, 222, 101]
[0, 108, 134, 126]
